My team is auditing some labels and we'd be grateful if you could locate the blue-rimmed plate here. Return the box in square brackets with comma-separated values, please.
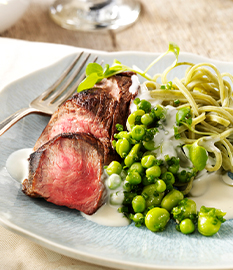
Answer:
[1, 50, 233, 270]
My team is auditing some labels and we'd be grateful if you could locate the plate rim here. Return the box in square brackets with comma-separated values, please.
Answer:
[1, 48, 233, 270]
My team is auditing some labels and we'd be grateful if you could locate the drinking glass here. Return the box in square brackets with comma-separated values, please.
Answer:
[49, 0, 141, 31]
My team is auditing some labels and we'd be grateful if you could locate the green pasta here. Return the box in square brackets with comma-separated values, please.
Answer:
[145, 61, 233, 173]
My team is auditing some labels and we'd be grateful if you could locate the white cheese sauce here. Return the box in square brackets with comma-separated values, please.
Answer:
[189, 171, 233, 220]
[6, 148, 32, 183]
[5, 81, 233, 226]
[129, 74, 140, 95]
[81, 203, 130, 226]
[5, 148, 129, 226]
[130, 84, 233, 220]
[152, 106, 183, 160]
[81, 171, 130, 226]
[7, 147, 233, 222]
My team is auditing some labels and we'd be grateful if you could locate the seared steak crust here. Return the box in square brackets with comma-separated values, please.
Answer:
[33, 73, 137, 164]
[23, 73, 138, 215]
[23, 133, 106, 215]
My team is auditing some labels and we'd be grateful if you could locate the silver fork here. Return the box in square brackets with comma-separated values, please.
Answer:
[0, 52, 95, 136]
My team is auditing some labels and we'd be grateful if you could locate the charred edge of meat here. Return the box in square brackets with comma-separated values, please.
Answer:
[22, 132, 107, 215]
[33, 73, 138, 163]
[23, 73, 138, 214]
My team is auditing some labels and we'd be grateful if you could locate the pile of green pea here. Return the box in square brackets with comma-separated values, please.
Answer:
[105, 98, 226, 236]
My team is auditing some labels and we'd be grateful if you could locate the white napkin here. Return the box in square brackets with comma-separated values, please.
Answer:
[0, 37, 118, 270]
[0, 37, 82, 91]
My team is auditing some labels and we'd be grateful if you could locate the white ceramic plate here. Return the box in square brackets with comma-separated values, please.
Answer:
[1, 51, 233, 270]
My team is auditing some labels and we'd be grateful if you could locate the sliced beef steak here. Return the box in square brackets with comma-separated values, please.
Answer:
[33, 72, 138, 164]
[22, 73, 139, 215]
[22, 133, 106, 215]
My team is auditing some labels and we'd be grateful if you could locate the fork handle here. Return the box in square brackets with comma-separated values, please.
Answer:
[0, 107, 40, 136]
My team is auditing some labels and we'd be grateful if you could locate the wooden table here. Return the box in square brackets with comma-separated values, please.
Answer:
[2, 0, 233, 61]
[1, 0, 233, 269]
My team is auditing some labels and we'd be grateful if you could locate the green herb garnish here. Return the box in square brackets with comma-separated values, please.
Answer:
[77, 42, 180, 92]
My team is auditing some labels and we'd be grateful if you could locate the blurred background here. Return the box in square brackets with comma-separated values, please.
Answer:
[1, 0, 233, 269]
[1, 0, 233, 61]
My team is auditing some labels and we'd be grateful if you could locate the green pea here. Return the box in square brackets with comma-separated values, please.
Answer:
[198, 216, 221, 237]
[131, 125, 146, 141]
[106, 174, 122, 190]
[124, 155, 134, 168]
[129, 162, 144, 175]
[161, 189, 184, 212]
[150, 105, 164, 119]
[106, 161, 122, 176]
[172, 198, 197, 223]
[114, 131, 131, 140]
[143, 151, 157, 158]
[143, 140, 156, 151]
[132, 195, 146, 213]
[122, 180, 131, 191]
[179, 218, 195, 234]
[110, 191, 124, 205]
[116, 138, 131, 158]
[143, 127, 157, 141]
[177, 170, 188, 183]
[168, 164, 179, 174]
[133, 97, 140, 105]
[166, 157, 180, 174]
[124, 143, 141, 167]
[141, 155, 156, 168]
[137, 99, 151, 113]
[198, 206, 226, 236]
[141, 113, 154, 126]
[126, 171, 142, 185]
[145, 207, 170, 232]
[166, 156, 179, 164]
[155, 180, 166, 193]
[132, 213, 144, 223]
[161, 172, 175, 185]
[142, 184, 164, 208]
[146, 165, 161, 178]
[128, 110, 145, 125]
[155, 105, 164, 117]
